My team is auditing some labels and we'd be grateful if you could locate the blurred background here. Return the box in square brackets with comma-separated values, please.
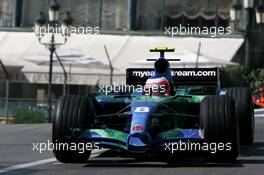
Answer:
[0, 0, 263, 123]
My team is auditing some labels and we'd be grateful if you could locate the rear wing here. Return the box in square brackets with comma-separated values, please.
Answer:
[126, 68, 221, 88]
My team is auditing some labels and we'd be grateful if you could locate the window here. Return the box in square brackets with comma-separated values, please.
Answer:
[0, 0, 14, 27]
[20, 0, 128, 30]
[136, 0, 232, 30]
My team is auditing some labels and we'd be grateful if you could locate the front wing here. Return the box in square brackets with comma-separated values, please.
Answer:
[71, 128, 203, 154]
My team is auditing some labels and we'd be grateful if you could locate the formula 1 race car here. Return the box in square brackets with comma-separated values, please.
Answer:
[52, 47, 254, 163]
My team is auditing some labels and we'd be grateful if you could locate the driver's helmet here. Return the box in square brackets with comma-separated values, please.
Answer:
[144, 76, 171, 96]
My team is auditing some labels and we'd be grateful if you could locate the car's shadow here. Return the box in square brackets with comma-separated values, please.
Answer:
[84, 151, 236, 168]
[237, 142, 264, 165]
[84, 158, 244, 168]
[84, 142, 264, 168]
[240, 142, 264, 157]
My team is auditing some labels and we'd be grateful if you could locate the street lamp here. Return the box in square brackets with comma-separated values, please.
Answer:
[256, 1, 264, 24]
[230, 1, 242, 22]
[35, 12, 46, 36]
[35, 0, 73, 122]
[230, 0, 264, 69]
[244, 0, 254, 8]
[62, 11, 73, 36]
[48, 0, 60, 22]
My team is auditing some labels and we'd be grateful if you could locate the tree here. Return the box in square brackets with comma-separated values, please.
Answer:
[250, 69, 264, 90]
[220, 65, 250, 88]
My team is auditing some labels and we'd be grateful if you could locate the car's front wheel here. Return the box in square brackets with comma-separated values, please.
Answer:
[52, 95, 95, 163]
[200, 96, 239, 162]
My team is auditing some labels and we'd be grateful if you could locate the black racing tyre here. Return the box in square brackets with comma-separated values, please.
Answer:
[200, 96, 239, 162]
[52, 95, 95, 163]
[223, 87, 254, 145]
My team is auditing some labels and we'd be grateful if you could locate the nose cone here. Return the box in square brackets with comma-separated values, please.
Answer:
[128, 98, 157, 152]
[130, 97, 158, 134]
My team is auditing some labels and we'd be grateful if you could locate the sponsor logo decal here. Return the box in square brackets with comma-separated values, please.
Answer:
[131, 70, 216, 77]
[132, 125, 144, 131]
[134, 107, 150, 113]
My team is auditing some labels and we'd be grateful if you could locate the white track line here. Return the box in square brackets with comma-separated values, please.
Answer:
[254, 109, 264, 118]
[0, 149, 107, 174]
[0, 158, 56, 174]
[254, 109, 264, 112]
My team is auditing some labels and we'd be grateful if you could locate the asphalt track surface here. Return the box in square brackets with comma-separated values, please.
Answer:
[0, 109, 263, 175]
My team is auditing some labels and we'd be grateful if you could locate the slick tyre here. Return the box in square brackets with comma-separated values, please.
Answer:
[223, 87, 254, 145]
[52, 95, 95, 163]
[200, 96, 239, 162]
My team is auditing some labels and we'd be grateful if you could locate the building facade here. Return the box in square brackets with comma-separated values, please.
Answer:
[0, 0, 263, 118]
[1, 0, 232, 30]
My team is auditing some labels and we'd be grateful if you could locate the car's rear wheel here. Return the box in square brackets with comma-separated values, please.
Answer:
[223, 87, 254, 145]
[52, 95, 95, 163]
[200, 96, 239, 162]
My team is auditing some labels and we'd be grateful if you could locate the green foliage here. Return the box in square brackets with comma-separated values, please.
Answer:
[220, 65, 264, 90]
[250, 69, 264, 90]
[220, 65, 250, 88]
[13, 108, 46, 123]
